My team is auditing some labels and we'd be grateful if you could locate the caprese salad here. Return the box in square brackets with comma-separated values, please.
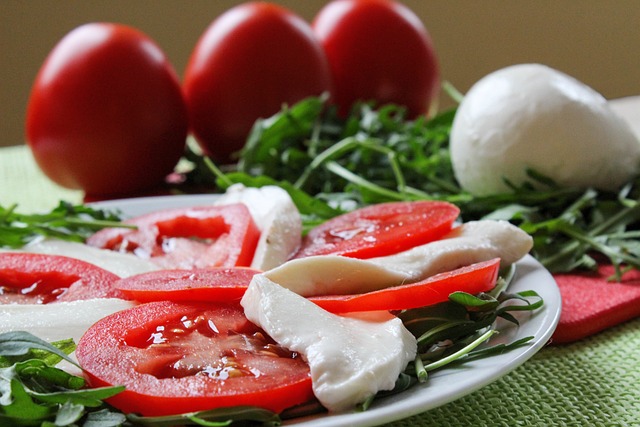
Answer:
[0, 184, 543, 426]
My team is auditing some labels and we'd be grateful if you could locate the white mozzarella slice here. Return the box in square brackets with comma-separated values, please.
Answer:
[0, 298, 135, 344]
[14, 238, 159, 277]
[264, 219, 532, 297]
[264, 255, 411, 296]
[369, 220, 533, 279]
[214, 184, 302, 270]
[241, 274, 416, 412]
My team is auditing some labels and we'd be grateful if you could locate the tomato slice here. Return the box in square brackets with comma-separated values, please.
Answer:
[114, 267, 260, 303]
[87, 204, 260, 269]
[0, 253, 122, 304]
[293, 201, 460, 259]
[309, 258, 500, 313]
[76, 301, 313, 416]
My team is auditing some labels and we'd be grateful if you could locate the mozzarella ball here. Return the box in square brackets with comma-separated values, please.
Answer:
[450, 63, 640, 196]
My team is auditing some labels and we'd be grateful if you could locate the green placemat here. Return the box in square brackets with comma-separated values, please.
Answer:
[1, 145, 639, 426]
[0, 145, 83, 211]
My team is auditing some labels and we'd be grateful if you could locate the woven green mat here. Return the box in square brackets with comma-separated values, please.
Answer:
[1, 145, 639, 426]
[0, 145, 83, 209]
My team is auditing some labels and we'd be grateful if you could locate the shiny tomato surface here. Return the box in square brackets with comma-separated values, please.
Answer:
[310, 258, 500, 312]
[115, 267, 260, 303]
[0, 253, 122, 304]
[76, 301, 313, 416]
[183, 2, 332, 163]
[294, 200, 460, 259]
[26, 23, 188, 197]
[86, 204, 260, 269]
[313, 0, 440, 118]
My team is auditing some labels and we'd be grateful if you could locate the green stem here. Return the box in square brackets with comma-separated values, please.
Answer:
[423, 329, 498, 372]
[325, 162, 411, 201]
[203, 157, 233, 188]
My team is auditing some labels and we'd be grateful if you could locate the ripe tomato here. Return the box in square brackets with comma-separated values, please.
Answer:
[312, 0, 440, 118]
[0, 253, 122, 304]
[26, 23, 188, 197]
[86, 204, 260, 269]
[183, 2, 332, 163]
[76, 301, 314, 416]
[115, 267, 260, 303]
[309, 258, 500, 313]
[293, 200, 459, 259]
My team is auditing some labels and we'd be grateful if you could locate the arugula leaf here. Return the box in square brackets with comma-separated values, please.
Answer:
[0, 332, 78, 368]
[397, 265, 544, 379]
[0, 332, 123, 427]
[0, 201, 130, 249]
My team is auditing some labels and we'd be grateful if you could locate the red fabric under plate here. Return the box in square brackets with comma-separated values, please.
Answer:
[551, 264, 640, 344]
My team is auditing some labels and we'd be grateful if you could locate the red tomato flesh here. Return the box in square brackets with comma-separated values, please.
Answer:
[115, 267, 260, 303]
[294, 200, 459, 259]
[76, 301, 313, 416]
[86, 204, 260, 269]
[25, 23, 188, 197]
[0, 253, 121, 304]
[309, 258, 500, 313]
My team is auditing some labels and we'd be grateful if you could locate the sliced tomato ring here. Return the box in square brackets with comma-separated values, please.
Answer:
[0, 252, 122, 304]
[114, 267, 260, 303]
[76, 301, 314, 416]
[86, 203, 260, 269]
[309, 258, 501, 313]
[293, 201, 460, 259]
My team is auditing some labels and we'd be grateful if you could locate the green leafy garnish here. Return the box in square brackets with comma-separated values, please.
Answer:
[182, 95, 640, 276]
[399, 286, 543, 381]
[0, 201, 130, 248]
[0, 331, 124, 427]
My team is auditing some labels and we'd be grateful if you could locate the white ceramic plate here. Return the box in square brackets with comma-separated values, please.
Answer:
[92, 194, 562, 427]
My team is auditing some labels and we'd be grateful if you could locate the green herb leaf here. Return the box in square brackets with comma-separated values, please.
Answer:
[0, 202, 129, 249]
[0, 332, 78, 368]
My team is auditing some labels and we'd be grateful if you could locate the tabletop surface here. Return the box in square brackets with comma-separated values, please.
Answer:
[1, 144, 639, 427]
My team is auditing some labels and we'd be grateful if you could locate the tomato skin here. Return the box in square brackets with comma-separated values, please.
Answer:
[313, 0, 439, 118]
[86, 204, 260, 269]
[183, 2, 332, 163]
[76, 301, 314, 416]
[0, 253, 122, 304]
[294, 201, 460, 259]
[115, 267, 260, 303]
[26, 23, 188, 197]
[310, 258, 500, 313]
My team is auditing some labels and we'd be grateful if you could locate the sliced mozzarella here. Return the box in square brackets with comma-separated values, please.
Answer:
[264, 255, 411, 296]
[241, 274, 416, 412]
[0, 298, 135, 344]
[9, 238, 159, 277]
[214, 184, 302, 270]
[369, 220, 533, 278]
[264, 220, 532, 297]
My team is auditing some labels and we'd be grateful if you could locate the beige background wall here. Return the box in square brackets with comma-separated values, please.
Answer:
[2, 0, 639, 147]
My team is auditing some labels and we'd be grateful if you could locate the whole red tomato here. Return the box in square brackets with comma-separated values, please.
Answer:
[313, 0, 440, 118]
[26, 23, 188, 197]
[183, 2, 332, 164]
